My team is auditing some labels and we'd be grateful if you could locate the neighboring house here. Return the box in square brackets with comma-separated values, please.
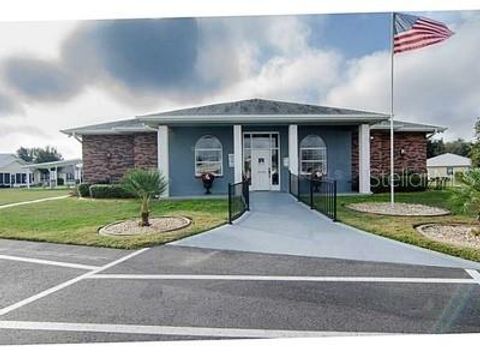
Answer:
[23, 159, 83, 188]
[427, 153, 471, 180]
[0, 154, 32, 188]
[62, 98, 445, 196]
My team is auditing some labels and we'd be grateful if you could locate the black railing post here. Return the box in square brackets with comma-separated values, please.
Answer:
[309, 178, 314, 209]
[297, 173, 300, 201]
[244, 182, 250, 211]
[228, 183, 232, 224]
[333, 180, 337, 221]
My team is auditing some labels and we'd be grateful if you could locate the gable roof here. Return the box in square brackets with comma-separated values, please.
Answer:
[427, 153, 472, 167]
[0, 153, 26, 169]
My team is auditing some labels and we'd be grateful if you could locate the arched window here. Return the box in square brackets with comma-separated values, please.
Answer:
[194, 135, 223, 176]
[299, 135, 327, 175]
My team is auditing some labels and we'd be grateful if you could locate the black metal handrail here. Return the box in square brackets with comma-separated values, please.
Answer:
[288, 171, 337, 221]
[228, 180, 250, 224]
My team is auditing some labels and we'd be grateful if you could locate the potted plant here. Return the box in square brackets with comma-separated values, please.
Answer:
[311, 170, 325, 192]
[201, 172, 215, 194]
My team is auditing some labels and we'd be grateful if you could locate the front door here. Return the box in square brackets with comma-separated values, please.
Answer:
[251, 149, 271, 191]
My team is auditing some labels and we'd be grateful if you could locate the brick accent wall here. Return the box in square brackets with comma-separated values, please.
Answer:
[351, 129, 428, 188]
[82, 133, 157, 183]
[133, 133, 158, 169]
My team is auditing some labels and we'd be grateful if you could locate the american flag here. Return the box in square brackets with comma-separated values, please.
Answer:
[394, 13, 454, 54]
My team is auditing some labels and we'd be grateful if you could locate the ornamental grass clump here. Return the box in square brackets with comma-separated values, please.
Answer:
[121, 169, 167, 227]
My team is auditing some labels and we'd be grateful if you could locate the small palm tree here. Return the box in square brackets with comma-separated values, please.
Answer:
[121, 169, 167, 227]
[452, 169, 480, 235]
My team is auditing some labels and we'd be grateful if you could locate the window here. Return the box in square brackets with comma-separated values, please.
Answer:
[194, 135, 223, 176]
[299, 134, 327, 175]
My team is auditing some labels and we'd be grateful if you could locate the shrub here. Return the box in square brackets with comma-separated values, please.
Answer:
[77, 183, 91, 197]
[121, 169, 168, 226]
[452, 168, 480, 221]
[89, 184, 134, 199]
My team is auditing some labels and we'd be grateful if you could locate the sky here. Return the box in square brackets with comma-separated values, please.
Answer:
[0, 11, 479, 159]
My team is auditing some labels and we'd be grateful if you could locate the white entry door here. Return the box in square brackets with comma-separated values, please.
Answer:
[251, 149, 271, 191]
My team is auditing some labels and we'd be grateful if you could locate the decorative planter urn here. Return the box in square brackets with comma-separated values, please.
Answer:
[201, 172, 215, 194]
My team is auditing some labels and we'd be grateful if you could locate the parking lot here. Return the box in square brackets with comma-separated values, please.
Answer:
[1, 239, 480, 345]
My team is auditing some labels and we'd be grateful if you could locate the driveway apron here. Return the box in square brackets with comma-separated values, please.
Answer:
[174, 192, 480, 269]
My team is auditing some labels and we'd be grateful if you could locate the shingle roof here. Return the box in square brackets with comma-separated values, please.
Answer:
[61, 118, 154, 135]
[144, 98, 386, 117]
[61, 98, 444, 136]
[0, 153, 26, 169]
[427, 153, 472, 167]
[371, 120, 446, 133]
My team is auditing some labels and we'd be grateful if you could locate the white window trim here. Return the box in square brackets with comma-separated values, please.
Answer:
[194, 135, 224, 177]
[299, 135, 328, 176]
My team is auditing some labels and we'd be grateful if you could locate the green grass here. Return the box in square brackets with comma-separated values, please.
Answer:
[337, 190, 480, 262]
[0, 197, 228, 249]
[0, 188, 70, 206]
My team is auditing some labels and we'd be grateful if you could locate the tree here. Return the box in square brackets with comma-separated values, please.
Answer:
[121, 169, 168, 227]
[444, 139, 472, 157]
[427, 139, 446, 158]
[470, 118, 480, 167]
[16, 146, 63, 164]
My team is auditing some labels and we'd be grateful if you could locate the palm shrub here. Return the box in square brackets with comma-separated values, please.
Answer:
[121, 169, 168, 227]
[452, 168, 480, 235]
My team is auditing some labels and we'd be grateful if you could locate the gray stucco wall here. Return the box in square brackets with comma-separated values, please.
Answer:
[298, 126, 353, 193]
[169, 126, 234, 196]
[168, 124, 353, 196]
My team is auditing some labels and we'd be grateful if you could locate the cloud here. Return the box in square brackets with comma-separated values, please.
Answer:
[3, 57, 82, 101]
[325, 14, 480, 139]
[0, 91, 19, 114]
[0, 121, 51, 139]
[62, 18, 200, 93]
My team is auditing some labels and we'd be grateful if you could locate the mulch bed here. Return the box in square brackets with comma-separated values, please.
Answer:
[416, 224, 480, 249]
[346, 202, 450, 216]
[99, 216, 191, 236]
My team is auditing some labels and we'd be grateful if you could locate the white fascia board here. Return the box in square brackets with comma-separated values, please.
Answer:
[138, 114, 389, 125]
[61, 128, 154, 136]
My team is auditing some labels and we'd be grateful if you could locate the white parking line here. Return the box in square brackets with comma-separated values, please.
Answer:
[0, 248, 149, 316]
[88, 273, 478, 284]
[465, 269, 480, 284]
[0, 320, 387, 338]
[0, 255, 98, 270]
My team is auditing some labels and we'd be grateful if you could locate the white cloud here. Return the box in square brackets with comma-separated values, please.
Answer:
[325, 14, 480, 140]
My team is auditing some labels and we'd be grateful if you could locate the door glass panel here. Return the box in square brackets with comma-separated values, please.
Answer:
[271, 149, 279, 185]
[271, 134, 279, 148]
[243, 135, 251, 149]
[252, 134, 270, 149]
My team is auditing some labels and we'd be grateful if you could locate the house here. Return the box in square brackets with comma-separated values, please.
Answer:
[61, 98, 445, 196]
[0, 154, 32, 188]
[427, 153, 472, 180]
[22, 159, 83, 188]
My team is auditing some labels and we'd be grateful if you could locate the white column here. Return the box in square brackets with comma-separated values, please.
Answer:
[233, 125, 243, 183]
[358, 124, 371, 194]
[157, 125, 170, 197]
[26, 170, 30, 189]
[288, 125, 298, 174]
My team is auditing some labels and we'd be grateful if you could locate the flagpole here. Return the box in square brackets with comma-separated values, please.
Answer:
[390, 12, 395, 205]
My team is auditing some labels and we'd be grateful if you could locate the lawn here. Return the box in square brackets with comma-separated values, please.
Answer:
[0, 197, 228, 249]
[337, 189, 480, 262]
[0, 188, 70, 206]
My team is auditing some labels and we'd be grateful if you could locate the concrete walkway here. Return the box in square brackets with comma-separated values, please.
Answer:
[175, 192, 480, 269]
[0, 195, 69, 209]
